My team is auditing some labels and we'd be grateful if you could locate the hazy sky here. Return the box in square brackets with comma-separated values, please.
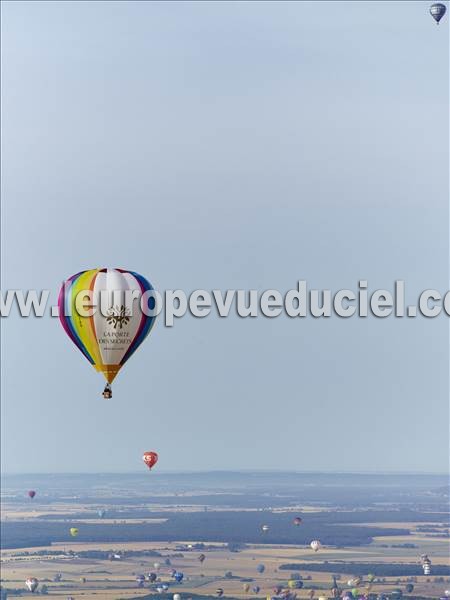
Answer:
[1, 1, 448, 474]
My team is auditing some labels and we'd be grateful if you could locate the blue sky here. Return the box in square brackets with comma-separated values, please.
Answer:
[1, 1, 448, 473]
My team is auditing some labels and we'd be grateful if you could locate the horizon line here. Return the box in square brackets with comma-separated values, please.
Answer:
[1, 468, 449, 477]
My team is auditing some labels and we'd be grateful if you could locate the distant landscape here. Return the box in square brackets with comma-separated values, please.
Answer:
[1, 472, 449, 599]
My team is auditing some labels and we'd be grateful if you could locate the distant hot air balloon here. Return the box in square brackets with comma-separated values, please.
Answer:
[293, 517, 302, 526]
[256, 564, 265, 574]
[173, 595, 181, 600]
[253, 586, 260, 594]
[216, 588, 224, 597]
[69, 528, 79, 537]
[162, 584, 169, 591]
[58, 268, 158, 397]
[430, 3, 447, 23]
[261, 524, 269, 533]
[198, 553, 206, 563]
[405, 584, 414, 593]
[25, 578, 39, 593]
[310, 540, 321, 552]
[98, 509, 106, 518]
[28, 490, 36, 499]
[148, 573, 157, 582]
[143, 451, 159, 470]
[174, 572, 184, 583]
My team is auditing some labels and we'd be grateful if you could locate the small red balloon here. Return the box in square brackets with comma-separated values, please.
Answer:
[28, 490, 36, 499]
[142, 451, 158, 470]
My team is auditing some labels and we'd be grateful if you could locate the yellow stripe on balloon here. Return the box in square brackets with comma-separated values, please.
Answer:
[71, 270, 103, 369]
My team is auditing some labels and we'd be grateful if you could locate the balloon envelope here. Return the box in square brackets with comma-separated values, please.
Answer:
[28, 490, 36, 499]
[25, 578, 39, 593]
[430, 3, 447, 22]
[58, 268, 157, 385]
[143, 451, 159, 470]
[69, 528, 79, 537]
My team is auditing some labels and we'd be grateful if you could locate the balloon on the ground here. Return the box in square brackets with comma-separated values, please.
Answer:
[25, 578, 39, 593]
[58, 268, 157, 391]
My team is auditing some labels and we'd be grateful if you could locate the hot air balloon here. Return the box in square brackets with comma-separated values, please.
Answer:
[153, 562, 161, 570]
[173, 595, 181, 600]
[143, 451, 159, 470]
[174, 572, 184, 583]
[25, 578, 39, 593]
[430, 3, 447, 23]
[216, 588, 224, 597]
[148, 573, 157, 582]
[293, 517, 302, 526]
[98, 509, 106, 518]
[69, 528, 79, 537]
[58, 268, 158, 397]
[444, 591, 450, 597]
[273, 586, 282, 595]
[162, 584, 169, 591]
[198, 553, 206, 563]
[243, 583, 251, 593]
[253, 586, 261, 594]
[261, 525, 269, 533]
[28, 490, 36, 499]
[405, 584, 414, 593]
[310, 540, 321, 552]
[256, 564, 265, 574]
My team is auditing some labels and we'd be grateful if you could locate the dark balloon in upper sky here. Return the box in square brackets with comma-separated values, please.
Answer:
[430, 3, 447, 23]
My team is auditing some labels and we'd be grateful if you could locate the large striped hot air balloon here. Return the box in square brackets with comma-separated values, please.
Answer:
[58, 268, 158, 397]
